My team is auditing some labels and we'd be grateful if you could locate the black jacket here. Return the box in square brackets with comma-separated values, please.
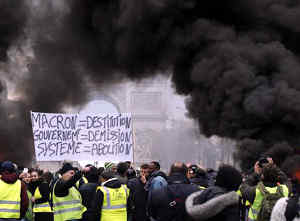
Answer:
[28, 180, 41, 195]
[148, 173, 199, 221]
[127, 177, 149, 221]
[193, 186, 240, 221]
[34, 181, 51, 205]
[54, 171, 82, 197]
[190, 176, 208, 188]
[79, 182, 99, 221]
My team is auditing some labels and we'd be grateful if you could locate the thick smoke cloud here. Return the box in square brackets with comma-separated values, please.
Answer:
[0, 0, 26, 61]
[0, 1, 31, 165]
[2, 0, 300, 168]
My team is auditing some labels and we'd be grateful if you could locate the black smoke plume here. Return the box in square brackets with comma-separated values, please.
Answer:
[0, 1, 30, 165]
[3, 0, 300, 168]
[0, 0, 26, 61]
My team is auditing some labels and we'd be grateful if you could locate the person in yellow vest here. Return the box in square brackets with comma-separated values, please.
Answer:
[31, 172, 53, 221]
[0, 161, 29, 221]
[75, 165, 90, 190]
[95, 171, 133, 221]
[240, 163, 289, 221]
[52, 163, 86, 221]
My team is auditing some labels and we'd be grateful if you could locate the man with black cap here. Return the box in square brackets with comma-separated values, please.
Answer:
[0, 161, 28, 221]
[52, 163, 86, 221]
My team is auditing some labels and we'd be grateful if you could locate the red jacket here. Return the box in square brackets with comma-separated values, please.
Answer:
[1, 171, 29, 218]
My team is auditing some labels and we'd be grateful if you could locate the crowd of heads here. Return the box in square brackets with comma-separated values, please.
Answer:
[1, 155, 300, 193]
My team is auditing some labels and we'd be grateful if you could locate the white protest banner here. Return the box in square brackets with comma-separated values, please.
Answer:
[31, 112, 133, 162]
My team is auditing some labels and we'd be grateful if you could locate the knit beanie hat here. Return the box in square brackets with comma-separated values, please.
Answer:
[104, 162, 116, 171]
[59, 163, 74, 175]
[1, 161, 16, 173]
[215, 164, 242, 191]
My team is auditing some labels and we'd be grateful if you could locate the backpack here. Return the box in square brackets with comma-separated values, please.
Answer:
[257, 182, 284, 221]
[285, 194, 300, 221]
[166, 185, 189, 221]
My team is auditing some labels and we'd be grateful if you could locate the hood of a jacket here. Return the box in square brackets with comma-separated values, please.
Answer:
[103, 178, 122, 189]
[167, 173, 190, 184]
[190, 177, 209, 187]
[193, 186, 227, 205]
[186, 190, 239, 221]
[144, 170, 168, 191]
[1, 171, 18, 184]
[151, 170, 167, 180]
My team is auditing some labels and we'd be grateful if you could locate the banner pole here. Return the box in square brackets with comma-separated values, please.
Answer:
[132, 118, 136, 167]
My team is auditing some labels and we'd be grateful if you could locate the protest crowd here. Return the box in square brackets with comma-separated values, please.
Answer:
[0, 157, 300, 221]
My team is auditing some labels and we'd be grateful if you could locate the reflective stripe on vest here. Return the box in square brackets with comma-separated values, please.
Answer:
[53, 207, 82, 214]
[75, 177, 88, 189]
[0, 179, 21, 219]
[97, 184, 129, 221]
[248, 184, 289, 221]
[52, 180, 86, 221]
[33, 186, 52, 213]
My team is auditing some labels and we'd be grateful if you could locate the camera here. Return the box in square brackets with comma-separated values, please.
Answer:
[258, 157, 269, 168]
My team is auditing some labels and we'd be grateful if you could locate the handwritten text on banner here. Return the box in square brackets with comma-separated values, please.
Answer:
[31, 112, 133, 162]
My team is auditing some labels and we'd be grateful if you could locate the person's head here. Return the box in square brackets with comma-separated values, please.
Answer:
[59, 163, 75, 182]
[196, 167, 207, 178]
[100, 171, 115, 184]
[127, 168, 137, 180]
[261, 164, 280, 184]
[85, 166, 99, 183]
[111, 165, 117, 173]
[188, 165, 199, 179]
[83, 165, 91, 176]
[30, 169, 40, 182]
[97, 167, 104, 176]
[215, 164, 242, 191]
[140, 164, 150, 178]
[125, 161, 132, 168]
[19, 172, 31, 184]
[117, 162, 129, 177]
[169, 162, 188, 176]
[258, 157, 270, 168]
[104, 162, 117, 173]
[1, 161, 16, 174]
[41, 171, 53, 184]
[149, 161, 160, 174]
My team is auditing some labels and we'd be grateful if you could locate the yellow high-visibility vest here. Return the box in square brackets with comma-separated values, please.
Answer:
[97, 184, 129, 221]
[75, 177, 88, 189]
[248, 183, 289, 221]
[25, 190, 33, 221]
[52, 180, 86, 221]
[33, 185, 52, 213]
[0, 179, 21, 219]
[237, 189, 251, 207]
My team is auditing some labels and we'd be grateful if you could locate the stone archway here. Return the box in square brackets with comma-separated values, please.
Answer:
[79, 89, 124, 114]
